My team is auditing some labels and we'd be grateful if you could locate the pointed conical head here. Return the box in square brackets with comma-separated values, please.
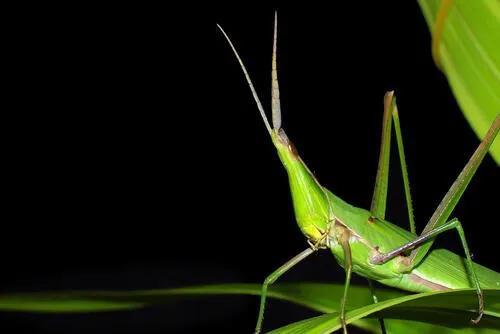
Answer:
[271, 129, 331, 242]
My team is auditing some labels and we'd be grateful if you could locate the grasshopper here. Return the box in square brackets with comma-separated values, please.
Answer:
[217, 13, 500, 334]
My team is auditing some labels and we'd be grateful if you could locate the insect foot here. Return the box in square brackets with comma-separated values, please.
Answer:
[470, 289, 484, 325]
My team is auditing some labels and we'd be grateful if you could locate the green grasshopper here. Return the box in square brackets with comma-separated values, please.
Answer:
[217, 13, 500, 334]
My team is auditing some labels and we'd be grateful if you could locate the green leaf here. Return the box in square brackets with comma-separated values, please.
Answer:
[1, 284, 499, 333]
[0, 283, 404, 313]
[269, 288, 500, 334]
[0, 283, 404, 333]
[417, 0, 500, 164]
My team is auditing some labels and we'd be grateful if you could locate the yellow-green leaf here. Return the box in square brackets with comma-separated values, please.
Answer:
[418, 0, 500, 164]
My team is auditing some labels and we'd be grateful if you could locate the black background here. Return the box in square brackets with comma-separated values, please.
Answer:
[1, 3, 498, 334]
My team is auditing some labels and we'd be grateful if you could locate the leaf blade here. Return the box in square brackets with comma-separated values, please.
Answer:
[269, 288, 500, 334]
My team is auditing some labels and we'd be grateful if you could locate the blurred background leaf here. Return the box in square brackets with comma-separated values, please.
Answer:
[417, 0, 500, 164]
